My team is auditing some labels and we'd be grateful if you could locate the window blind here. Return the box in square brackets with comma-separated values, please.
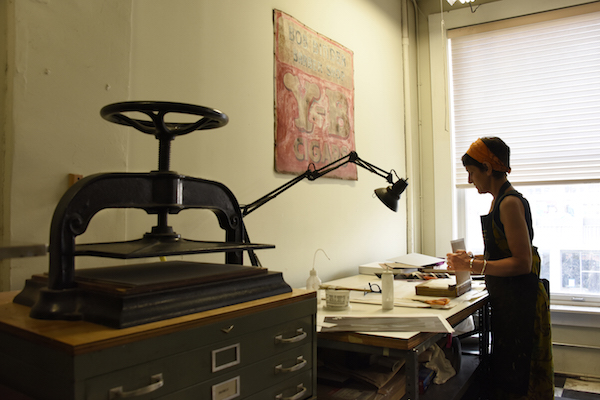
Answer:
[450, 11, 600, 188]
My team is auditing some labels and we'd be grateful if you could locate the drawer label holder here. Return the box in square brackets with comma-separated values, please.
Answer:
[212, 376, 240, 400]
[212, 343, 241, 372]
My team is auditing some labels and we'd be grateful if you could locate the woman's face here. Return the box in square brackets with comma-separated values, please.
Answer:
[466, 164, 489, 194]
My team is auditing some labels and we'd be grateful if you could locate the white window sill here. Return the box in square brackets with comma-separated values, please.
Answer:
[551, 304, 600, 328]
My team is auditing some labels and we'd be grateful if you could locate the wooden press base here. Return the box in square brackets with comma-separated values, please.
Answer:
[13, 261, 292, 329]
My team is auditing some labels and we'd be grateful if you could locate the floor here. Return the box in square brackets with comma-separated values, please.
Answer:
[555, 374, 600, 400]
[459, 334, 600, 400]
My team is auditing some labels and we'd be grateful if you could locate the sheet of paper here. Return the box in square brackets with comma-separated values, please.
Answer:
[320, 315, 454, 333]
[387, 253, 444, 267]
[451, 239, 471, 285]
[451, 238, 466, 252]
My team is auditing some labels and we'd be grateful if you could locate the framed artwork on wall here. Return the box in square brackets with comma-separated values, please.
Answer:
[273, 10, 356, 180]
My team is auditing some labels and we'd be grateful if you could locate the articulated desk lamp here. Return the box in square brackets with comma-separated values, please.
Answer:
[242, 151, 408, 217]
[13, 101, 407, 328]
[240, 151, 408, 266]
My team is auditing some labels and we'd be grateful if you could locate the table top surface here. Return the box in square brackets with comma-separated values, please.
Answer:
[316, 274, 488, 350]
[0, 274, 487, 354]
[0, 289, 313, 355]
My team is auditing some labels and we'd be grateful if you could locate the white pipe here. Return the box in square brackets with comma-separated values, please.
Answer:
[402, 0, 415, 254]
[411, 0, 425, 254]
[402, 0, 425, 254]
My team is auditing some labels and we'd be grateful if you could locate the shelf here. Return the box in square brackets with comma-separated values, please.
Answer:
[0, 244, 47, 260]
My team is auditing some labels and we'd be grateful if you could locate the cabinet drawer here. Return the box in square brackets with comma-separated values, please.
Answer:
[85, 339, 313, 399]
[162, 371, 314, 400]
[75, 298, 315, 382]
[216, 315, 313, 369]
[245, 371, 314, 400]
[166, 315, 313, 380]
[157, 345, 313, 400]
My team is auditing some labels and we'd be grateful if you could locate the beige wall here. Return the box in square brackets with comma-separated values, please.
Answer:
[2, 0, 133, 290]
[1, 0, 10, 289]
[1, 0, 410, 291]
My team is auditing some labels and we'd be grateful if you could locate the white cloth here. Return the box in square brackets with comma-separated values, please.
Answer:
[425, 343, 456, 384]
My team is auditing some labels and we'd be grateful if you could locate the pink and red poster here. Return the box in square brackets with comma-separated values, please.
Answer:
[274, 10, 356, 180]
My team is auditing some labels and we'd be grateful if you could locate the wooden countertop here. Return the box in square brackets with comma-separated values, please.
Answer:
[0, 289, 314, 355]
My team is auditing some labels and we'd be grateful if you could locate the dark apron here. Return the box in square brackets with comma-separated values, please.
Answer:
[481, 181, 539, 396]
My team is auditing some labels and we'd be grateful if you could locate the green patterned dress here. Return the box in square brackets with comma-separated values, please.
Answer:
[481, 181, 554, 399]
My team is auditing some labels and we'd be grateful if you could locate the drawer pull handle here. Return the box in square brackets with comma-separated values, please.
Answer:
[275, 328, 307, 344]
[275, 356, 307, 374]
[221, 325, 235, 333]
[108, 373, 164, 399]
[275, 384, 307, 400]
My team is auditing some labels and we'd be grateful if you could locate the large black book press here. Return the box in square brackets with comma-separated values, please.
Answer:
[14, 101, 291, 328]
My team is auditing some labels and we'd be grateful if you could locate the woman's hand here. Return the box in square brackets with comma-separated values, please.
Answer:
[446, 250, 472, 271]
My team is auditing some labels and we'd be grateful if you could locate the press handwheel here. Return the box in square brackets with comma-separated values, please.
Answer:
[100, 101, 229, 172]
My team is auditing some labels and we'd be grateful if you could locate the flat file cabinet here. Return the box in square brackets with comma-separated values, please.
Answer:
[0, 289, 316, 400]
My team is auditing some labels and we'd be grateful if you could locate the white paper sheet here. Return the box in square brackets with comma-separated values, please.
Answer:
[451, 239, 471, 286]
[320, 315, 454, 333]
[386, 253, 445, 267]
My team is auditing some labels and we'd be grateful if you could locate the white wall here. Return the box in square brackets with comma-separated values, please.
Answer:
[3, 0, 133, 289]
[0, 0, 9, 289]
[2, 0, 409, 291]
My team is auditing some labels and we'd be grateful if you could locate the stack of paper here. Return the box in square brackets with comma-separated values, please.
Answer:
[359, 253, 444, 275]
[320, 315, 454, 333]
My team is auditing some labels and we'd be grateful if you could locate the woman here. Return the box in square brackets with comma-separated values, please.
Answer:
[446, 137, 553, 400]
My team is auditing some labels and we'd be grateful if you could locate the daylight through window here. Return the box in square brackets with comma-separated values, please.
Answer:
[449, 8, 600, 305]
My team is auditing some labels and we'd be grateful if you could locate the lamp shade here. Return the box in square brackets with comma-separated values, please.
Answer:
[374, 179, 408, 212]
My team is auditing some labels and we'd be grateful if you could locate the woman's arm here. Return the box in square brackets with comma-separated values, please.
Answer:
[491, 195, 532, 276]
[446, 196, 532, 276]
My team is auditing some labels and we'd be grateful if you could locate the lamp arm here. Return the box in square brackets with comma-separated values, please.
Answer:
[352, 156, 394, 183]
[241, 151, 396, 217]
[241, 171, 310, 217]
[306, 152, 354, 180]
[307, 151, 392, 183]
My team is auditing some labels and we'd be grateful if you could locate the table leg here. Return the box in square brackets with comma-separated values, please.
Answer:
[405, 348, 420, 400]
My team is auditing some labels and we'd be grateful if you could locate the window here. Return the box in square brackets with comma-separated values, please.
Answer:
[448, 6, 600, 305]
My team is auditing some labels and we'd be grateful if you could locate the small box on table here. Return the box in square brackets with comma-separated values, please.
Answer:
[415, 278, 471, 297]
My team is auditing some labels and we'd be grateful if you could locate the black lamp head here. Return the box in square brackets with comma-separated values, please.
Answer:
[375, 179, 408, 212]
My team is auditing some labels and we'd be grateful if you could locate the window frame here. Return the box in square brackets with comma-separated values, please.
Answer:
[447, 3, 600, 306]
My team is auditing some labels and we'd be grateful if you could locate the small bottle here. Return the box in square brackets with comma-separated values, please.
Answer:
[306, 268, 322, 304]
[381, 270, 395, 310]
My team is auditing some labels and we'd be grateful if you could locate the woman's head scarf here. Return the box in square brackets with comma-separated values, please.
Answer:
[466, 138, 511, 173]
